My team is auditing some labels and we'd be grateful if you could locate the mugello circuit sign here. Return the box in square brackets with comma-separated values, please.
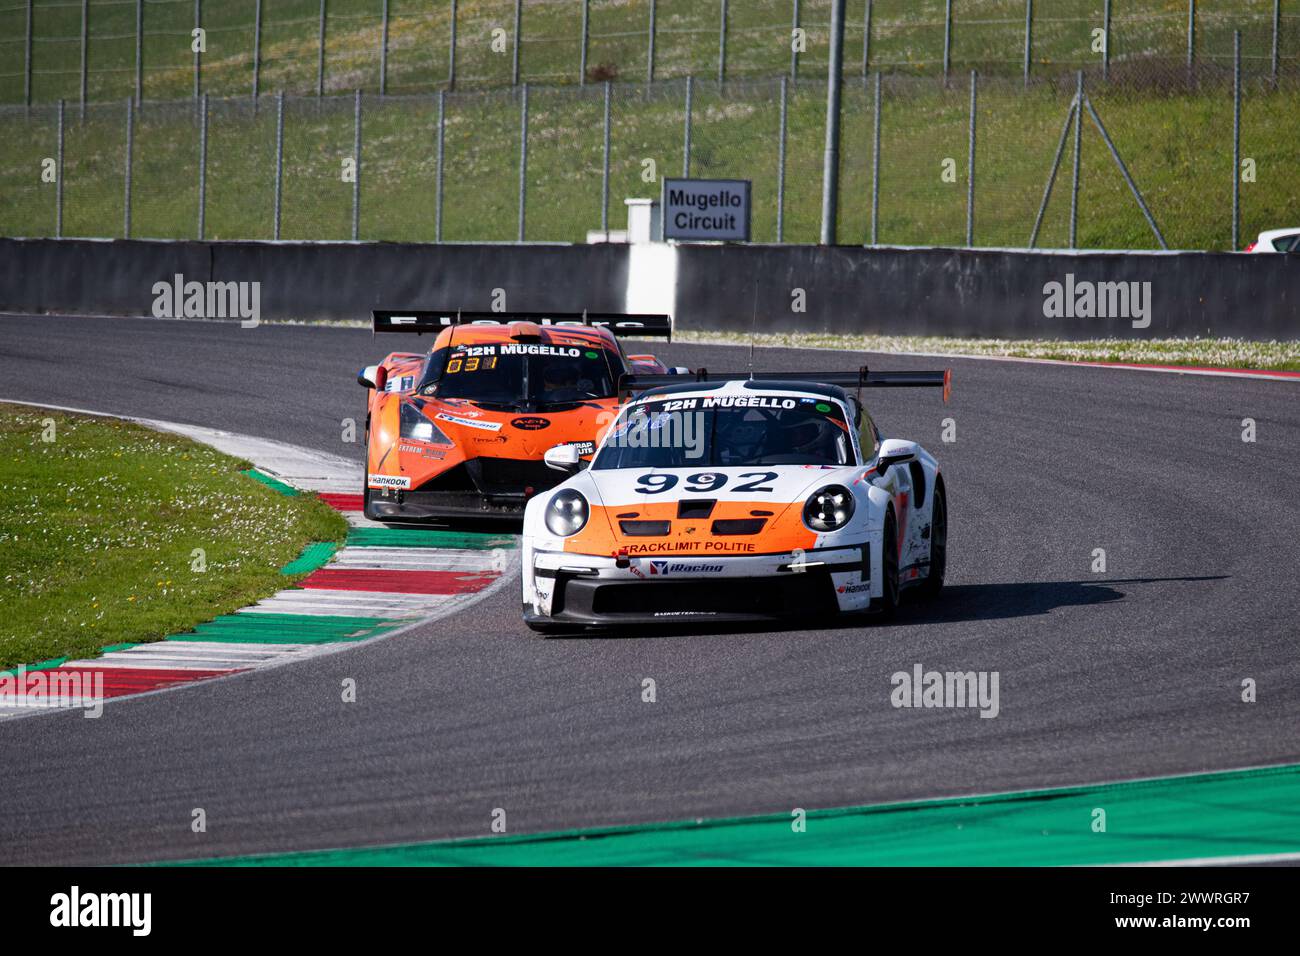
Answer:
[661, 178, 751, 241]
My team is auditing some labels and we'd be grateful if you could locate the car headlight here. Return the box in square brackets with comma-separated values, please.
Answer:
[803, 484, 855, 532]
[545, 489, 589, 537]
[400, 402, 452, 444]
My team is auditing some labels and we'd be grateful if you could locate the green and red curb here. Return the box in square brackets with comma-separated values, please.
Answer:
[188, 761, 1300, 867]
[0, 432, 516, 717]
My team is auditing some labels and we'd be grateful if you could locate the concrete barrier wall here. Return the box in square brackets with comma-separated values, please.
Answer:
[2, 238, 1296, 339]
[673, 245, 1300, 340]
[0, 239, 631, 321]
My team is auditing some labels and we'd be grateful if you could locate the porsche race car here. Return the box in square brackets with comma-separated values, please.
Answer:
[520, 366, 951, 632]
[358, 310, 680, 521]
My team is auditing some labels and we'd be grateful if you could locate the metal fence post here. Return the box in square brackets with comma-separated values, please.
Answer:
[23, 0, 31, 113]
[56, 99, 64, 237]
[318, 0, 327, 96]
[647, 0, 656, 83]
[601, 80, 611, 234]
[194, 0, 202, 101]
[863, 0, 872, 79]
[1102, 0, 1111, 81]
[380, 0, 389, 95]
[580, 0, 589, 84]
[1232, 30, 1241, 250]
[124, 97, 133, 238]
[777, 75, 788, 242]
[1083, 97, 1166, 248]
[253, 0, 263, 104]
[718, 0, 728, 85]
[448, 0, 457, 90]
[1069, 70, 1082, 249]
[683, 76, 693, 177]
[820, 0, 845, 245]
[273, 91, 284, 240]
[790, 0, 800, 80]
[1023, 0, 1032, 86]
[79, 0, 88, 120]
[966, 70, 976, 246]
[134, 0, 143, 106]
[1186, 0, 1195, 82]
[518, 82, 528, 241]
[942, 0, 952, 85]
[1028, 97, 1076, 248]
[512, 0, 522, 87]
[198, 92, 207, 239]
[352, 90, 361, 239]
[1272, 0, 1280, 87]
[870, 71, 881, 244]
[435, 89, 445, 241]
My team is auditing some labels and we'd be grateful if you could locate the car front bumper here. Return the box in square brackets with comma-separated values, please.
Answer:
[524, 543, 878, 626]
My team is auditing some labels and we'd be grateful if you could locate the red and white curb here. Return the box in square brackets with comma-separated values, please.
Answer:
[0, 401, 518, 720]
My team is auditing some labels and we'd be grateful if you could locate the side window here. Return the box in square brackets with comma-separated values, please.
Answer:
[857, 405, 880, 458]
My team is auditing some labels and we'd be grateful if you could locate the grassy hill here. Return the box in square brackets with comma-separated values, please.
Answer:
[0, 1, 1296, 249]
[2, 0, 1294, 104]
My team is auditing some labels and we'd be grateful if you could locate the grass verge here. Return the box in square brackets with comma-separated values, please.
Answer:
[0, 404, 347, 671]
[675, 330, 1300, 371]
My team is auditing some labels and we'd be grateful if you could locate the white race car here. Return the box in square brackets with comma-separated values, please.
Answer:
[520, 367, 951, 633]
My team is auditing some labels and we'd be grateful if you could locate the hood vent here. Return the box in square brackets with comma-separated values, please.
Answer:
[677, 499, 716, 519]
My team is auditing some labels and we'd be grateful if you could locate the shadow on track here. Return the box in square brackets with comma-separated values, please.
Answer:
[535, 575, 1228, 639]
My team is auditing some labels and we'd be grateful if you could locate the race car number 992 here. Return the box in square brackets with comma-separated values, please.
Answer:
[635, 472, 778, 494]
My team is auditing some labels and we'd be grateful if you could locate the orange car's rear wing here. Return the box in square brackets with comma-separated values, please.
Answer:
[372, 310, 672, 339]
[619, 367, 952, 402]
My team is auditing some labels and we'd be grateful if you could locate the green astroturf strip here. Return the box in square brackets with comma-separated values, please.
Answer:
[188, 763, 1300, 867]
[164, 613, 402, 645]
[345, 528, 516, 550]
[280, 542, 338, 575]
[1, 656, 68, 676]
[241, 468, 300, 497]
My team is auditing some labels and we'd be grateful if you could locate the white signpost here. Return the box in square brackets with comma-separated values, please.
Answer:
[661, 178, 751, 242]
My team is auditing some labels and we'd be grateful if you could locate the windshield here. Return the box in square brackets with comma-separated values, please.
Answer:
[419, 343, 616, 410]
[593, 394, 854, 469]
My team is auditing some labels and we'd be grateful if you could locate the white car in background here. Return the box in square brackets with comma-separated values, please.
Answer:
[1245, 228, 1300, 252]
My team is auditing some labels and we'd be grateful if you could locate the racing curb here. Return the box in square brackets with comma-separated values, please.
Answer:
[0, 399, 519, 721]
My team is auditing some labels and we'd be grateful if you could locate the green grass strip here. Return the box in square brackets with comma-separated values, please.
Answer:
[345, 528, 516, 550]
[280, 542, 338, 575]
[188, 762, 1300, 867]
[241, 468, 300, 497]
[1, 656, 67, 677]
[165, 613, 402, 645]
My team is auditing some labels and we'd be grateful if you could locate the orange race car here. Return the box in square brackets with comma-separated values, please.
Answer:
[357, 310, 681, 522]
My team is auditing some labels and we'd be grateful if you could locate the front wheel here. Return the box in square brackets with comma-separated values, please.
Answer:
[872, 508, 900, 621]
[917, 477, 947, 600]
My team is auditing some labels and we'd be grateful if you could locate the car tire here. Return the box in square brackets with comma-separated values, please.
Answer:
[917, 477, 947, 600]
[872, 507, 900, 621]
[362, 418, 383, 522]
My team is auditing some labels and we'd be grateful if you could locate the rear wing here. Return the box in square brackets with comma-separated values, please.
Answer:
[619, 366, 952, 402]
[372, 310, 672, 339]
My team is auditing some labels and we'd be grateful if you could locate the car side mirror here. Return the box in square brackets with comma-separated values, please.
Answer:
[357, 365, 388, 390]
[876, 438, 918, 475]
[544, 444, 583, 473]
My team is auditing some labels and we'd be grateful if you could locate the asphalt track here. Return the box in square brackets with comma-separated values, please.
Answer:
[1, 314, 1298, 865]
